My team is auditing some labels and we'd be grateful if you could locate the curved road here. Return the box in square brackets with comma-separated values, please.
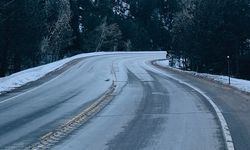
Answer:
[0, 52, 249, 149]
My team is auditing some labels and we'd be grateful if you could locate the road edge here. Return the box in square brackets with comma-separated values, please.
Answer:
[153, 59, 250, 96]
[147, 60, 235, 150]
[0, 58, 88, 105]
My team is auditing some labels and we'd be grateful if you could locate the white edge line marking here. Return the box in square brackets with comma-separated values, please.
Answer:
[0, 68, 72, 104]
[143, 61, 235, 150]
[0, 54, 107, 104]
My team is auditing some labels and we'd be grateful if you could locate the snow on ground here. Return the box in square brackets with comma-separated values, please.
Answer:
[0, 52, 101, 94]
[156, 59, 250, 94]
[156, 59, 170, 67]
[0, 51, 164, 95]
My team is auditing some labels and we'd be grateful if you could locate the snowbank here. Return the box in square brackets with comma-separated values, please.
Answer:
[0, 52, 103, 94]
[156, 60, 250, 94]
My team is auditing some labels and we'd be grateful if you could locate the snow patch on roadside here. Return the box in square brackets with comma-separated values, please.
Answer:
[156, 59, 170, 67]
[156, 60, 250, 94]
[0, 52, 103, 94]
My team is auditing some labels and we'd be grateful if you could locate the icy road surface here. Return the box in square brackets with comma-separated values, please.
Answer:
[0, 52, 249, 149]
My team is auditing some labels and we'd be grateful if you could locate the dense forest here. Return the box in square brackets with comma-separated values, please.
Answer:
[1, 0, 250, 79]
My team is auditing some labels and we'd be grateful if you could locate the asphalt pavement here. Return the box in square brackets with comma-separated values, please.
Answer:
[0, 53, 248, 149]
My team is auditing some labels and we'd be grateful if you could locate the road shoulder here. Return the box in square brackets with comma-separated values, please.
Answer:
[0, 58, 85, 101]
[152, 61, 250, 150]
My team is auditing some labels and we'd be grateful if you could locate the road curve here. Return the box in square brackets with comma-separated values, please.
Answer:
[152, 60, 250, 150]
[0, 52, 230, 149]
